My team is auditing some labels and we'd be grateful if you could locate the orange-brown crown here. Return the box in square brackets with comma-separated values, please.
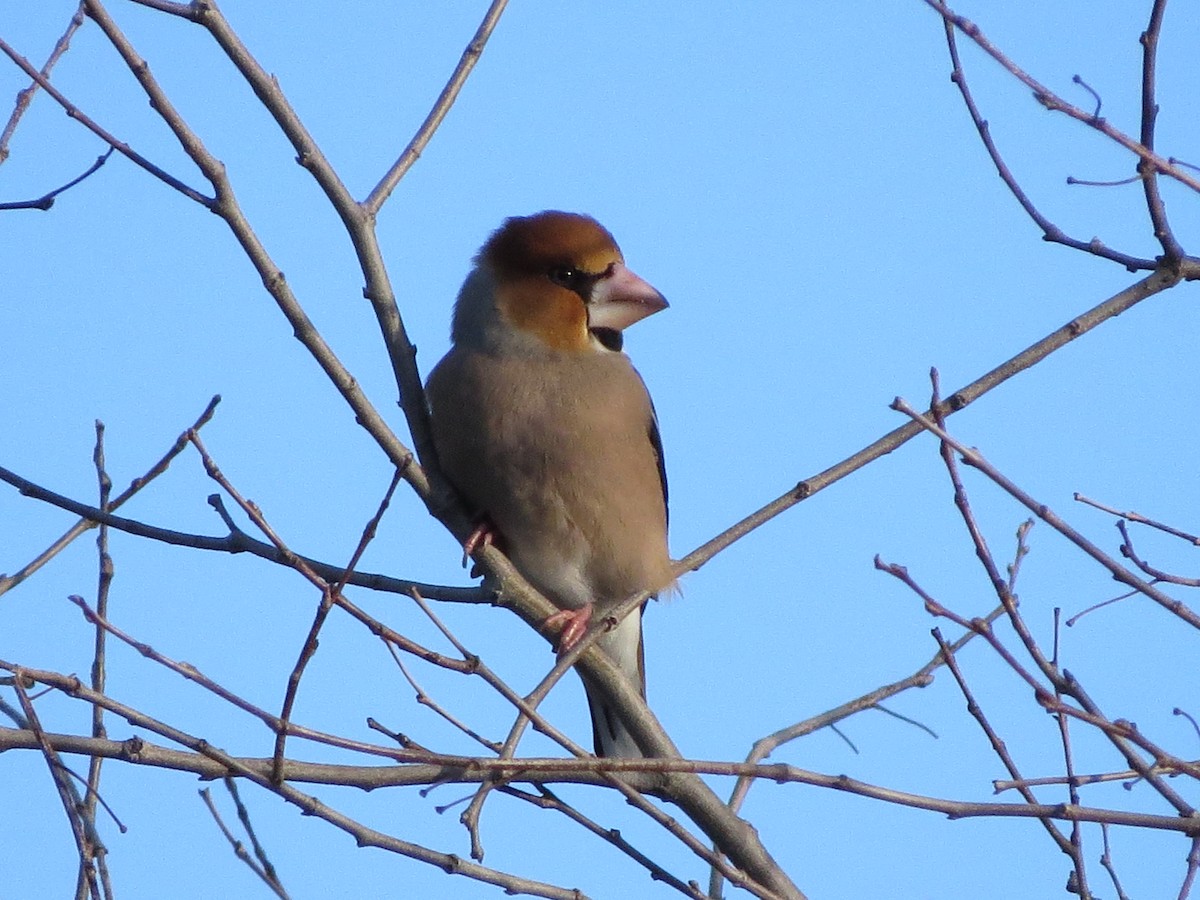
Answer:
[481, 211, 624, 281]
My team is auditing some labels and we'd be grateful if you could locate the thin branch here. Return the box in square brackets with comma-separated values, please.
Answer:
[0, 1, 86, 163]
[1051, 610, 1092, 899]
[199, 787, 290, 900]
[708, 600, 1005, 899]
[932, 629, 1073, 856]
[82, 0, 432, 504]
[364, 0, 510, 213]
[273, 471, 402, 781]
[498, 785, 705, 899]
[891, 397, 1200, 631]
[937, 6, 1156, 271]
[3, 669, 584, 900]
[80, 421, 114, 900]
[0, 33, 209, 202]
[128, 0, 197, 16]
[888, 401, 1200, 816]
[924, 0, 1200, 197]
[0, 148, 114, 211]
[995, 756, 1200, 793]
[175, 0, 444, 491]
[1099, 823, 1132, 900]
[1138, 0, 1186, 261]
[1180, 836, 1200, 900]
[1118, 520, 1200, 587]
[0, 395, 220, 599]
[12, 674, 104, 900]
[65, 594, 481, 765]
[0, 463, 483, 603]
[223, 776, 286, 895]
[675, 268, 1182, 579]
[1074, 493, 1200, 545]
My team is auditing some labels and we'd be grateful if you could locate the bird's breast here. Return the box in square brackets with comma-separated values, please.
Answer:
[427, 347, 672, 609]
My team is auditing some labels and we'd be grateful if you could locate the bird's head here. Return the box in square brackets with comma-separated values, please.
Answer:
[452, 211, 668, 353]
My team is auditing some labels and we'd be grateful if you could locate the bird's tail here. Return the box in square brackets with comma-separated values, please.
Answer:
[580, 608, 647, 758]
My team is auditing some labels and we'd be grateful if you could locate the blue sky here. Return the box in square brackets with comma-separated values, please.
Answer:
[4, 2, 1199, 898]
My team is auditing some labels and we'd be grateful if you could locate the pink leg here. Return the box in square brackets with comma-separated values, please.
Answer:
[544, 603, 594, 654]
[461, 518, 498, 568]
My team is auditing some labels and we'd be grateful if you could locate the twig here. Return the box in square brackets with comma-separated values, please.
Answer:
[273, 471, 402, 781]
[0, 31, 209, 202]
[709, 600, 1004, 899]
[0, 396, 220, 597]
[937, 5, 1155, 271]
[128, 0, 196, 16]
[1072, 74, 1103, 119]
[1181, 836, 1200, 900]
[1099, 823, 1132, 900]
[5, 715, 1200, 837]
[4, 665, 583, 899]
[995, 756, 1200, 793]
[926, 369, 1079, 869]
[931, 629, 1073, 856]
[82, 0, 430, 504]
[1138, 0, 1186, 261]
[498, 785, 705, 899]
[891, 397, 1200, 631]
[12, 673, 104, 900]
[674, 269, 1182, 580]
[171, 0, 445, 491]
[889, 400, 1200, 814]
[925, 0, 1200, 197]
[80, 421, 114, 899]
[0, 1, 85, 163]
[1118, 521, 1200, 587]
[364, 0, 510, 213]
[1074, 493, 1200, 545]
[199, 787, 290, 900]
[65, 594, 470, 764]
[0, 148, 114, 211]
[0, 462, 483, 602]
[397, 591, 502, 753]
[1051, 609, 1092, 899]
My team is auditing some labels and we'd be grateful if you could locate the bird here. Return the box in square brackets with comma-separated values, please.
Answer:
[425, 210, 673, 758]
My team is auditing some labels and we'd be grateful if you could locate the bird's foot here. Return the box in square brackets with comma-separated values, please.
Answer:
[544, 603, 594, 655]
[461, 518, 498, 568]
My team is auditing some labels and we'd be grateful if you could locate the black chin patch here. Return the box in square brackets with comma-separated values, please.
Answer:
[590, 327, 623, 351]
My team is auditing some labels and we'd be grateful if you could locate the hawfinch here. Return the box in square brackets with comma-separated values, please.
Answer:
[426, 211, 673, 758]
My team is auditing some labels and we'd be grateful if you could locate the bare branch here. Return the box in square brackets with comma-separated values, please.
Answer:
[2, 668, 585, 899]
[0, 33, 209, 201]
[1138, 0, 1186, 261]
[924, 0, 1200, 197]
[937, 7, 1157, 270]
[81, 420, 114, 899]
[0, 1, 86, 164]
[0, 148, 113, 210]
[1075, 493, 1200, 546]
[199, 786, 291, 900]
[0, 463, 483, 603]
[892, 397, 1200, 630]
[364, 0, 510, 213]
[11, 675, 104, 900]
[676, 269, 1183, 578]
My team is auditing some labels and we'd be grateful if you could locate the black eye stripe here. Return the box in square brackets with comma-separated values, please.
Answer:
[547, 265, 600, 297]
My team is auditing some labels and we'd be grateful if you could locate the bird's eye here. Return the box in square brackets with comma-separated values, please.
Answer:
[548, 266, 578, 288]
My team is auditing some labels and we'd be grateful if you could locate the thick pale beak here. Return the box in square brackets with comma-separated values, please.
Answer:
[587, 263, 669, 331]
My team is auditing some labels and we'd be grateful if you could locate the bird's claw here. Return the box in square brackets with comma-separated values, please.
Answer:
[461, 519, 497, 568]
[544, 603, 594, 655]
